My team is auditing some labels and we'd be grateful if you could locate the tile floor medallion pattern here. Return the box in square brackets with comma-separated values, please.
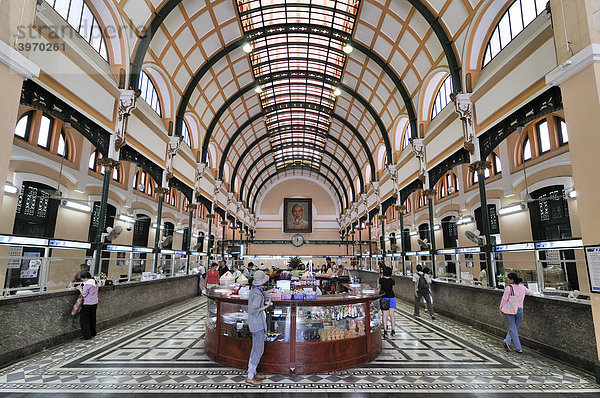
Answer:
[0, 296, 598, 396]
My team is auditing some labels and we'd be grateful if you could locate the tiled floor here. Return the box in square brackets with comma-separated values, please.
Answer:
[0, 297, 598, 397]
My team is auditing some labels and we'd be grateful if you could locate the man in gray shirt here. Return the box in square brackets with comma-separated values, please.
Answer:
[246, 270, 270, 385]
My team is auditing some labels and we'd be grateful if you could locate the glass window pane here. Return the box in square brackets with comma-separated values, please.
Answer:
[535, 0, 547, 13]
[79, 5, 94, 40]
[38, 116, 52, 148]
[560, 120, 569, 143]
[58, 133, 66, 156]
[523, 138, 532, 160]
[112, 168, 118, 181]
[89, 152, 96, 169]
[537, 120, 551, 153]
[509, 2, 524, 37]
[498, 14, 512, 48]
[52, 0, 70, 20]
[494, 154, 502, 173]
[67, 0, 84, 29]
[522, 0, 538, 26]
[14, 115, 29, 138]
[473, 172, 478, 184]
[489, 29, 501, 57]
[89, 20, 102, 52]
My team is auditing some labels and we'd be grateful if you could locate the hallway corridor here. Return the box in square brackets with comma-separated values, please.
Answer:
[0, 297, 598, 397]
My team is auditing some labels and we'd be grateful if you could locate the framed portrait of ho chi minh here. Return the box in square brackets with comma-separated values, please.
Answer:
[283, 198, 312, 233]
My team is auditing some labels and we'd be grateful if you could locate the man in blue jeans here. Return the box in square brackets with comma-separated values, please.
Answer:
[246, 270, 270, 385]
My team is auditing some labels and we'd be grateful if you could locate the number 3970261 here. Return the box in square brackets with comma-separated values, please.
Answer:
[15, 42, 65, 52]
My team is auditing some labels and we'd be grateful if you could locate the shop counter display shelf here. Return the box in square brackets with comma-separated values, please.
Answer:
[204, 289, 382, 374]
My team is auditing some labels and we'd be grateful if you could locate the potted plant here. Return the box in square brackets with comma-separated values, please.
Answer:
[496, 273, 506, 289]
[288, 256, 302, 270]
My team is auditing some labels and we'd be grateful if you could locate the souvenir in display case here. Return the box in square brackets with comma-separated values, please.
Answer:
[296, 303, 366, 342]
[370, 299, 381, 332]
[218, 301, 291, 342]
[206, 298, 217, 332]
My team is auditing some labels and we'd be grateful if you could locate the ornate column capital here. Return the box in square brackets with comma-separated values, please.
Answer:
[188, 203, 198, 211]
[97, 158, 120, 171]
[451, 92, 476, 154]
[469, 160, 492, 174]
[207, 214, 215, 219]
[423, 189, 436, 199]
[395, 204, 406, 212]
[378, 214, 387, 221]
[156, 187, 170, 197]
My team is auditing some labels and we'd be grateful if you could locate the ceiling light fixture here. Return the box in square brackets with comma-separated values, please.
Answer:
[62, 200, 91, 212]
[568, 189, 577, 199]
[3, 184, 18, 194]
[456, 216, 473, 225]
[333, 87, 342, 96]
[343, 43, 353, 54]
[254, 86, 263, 94]
[242, 42, 252, 53]
[498, 203, 527, 216]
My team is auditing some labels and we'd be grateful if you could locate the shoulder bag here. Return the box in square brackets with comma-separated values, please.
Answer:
[71, 294, 84, 316]
[500, 285, 519, 315]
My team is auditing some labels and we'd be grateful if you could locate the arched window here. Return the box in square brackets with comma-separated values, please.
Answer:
[89, 149, 120, 182]
[37, 115, 53, 149]
[536, 119, 551, 154]
[416, 189, 428, 209]
[44, 0, 109, 61]
[557, 117, 569, 145]
[402, 123, 412, 149]
[472, 152, 501, 184]
[482, 0, 547, 67]
[14, 112, 32, 140]
[522, 137, 532, 161]
[365, 165, 371, 183]
[182, 120, 192, 147]
[138, 71, 162, 116]
[133, 170, 155, 197]
[437, 171, 459, 199]
[14, 111, 71, 159]
[165, 187, 178, 207]
[402, 198, 411, 214]
[431, 75, 453, 120]
[57, 131, 68, 158]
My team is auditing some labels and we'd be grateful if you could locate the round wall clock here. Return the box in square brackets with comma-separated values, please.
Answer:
[291, 234, 304, 247]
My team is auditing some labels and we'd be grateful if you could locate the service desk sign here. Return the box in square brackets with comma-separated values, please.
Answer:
[585, 247, 600, 293]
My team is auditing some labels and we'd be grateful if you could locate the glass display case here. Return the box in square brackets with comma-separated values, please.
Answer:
[205, 291, 382, 374]
[296, 303, 366, 342]
[206, 298, 217, 332]
[370, 299, 381, 333]
[217, 300, 291, 342]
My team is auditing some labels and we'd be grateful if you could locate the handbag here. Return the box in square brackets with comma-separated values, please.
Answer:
[71, 294, 84, 316]
[500, 286, 519, 315]
[380, 297, 390, 310]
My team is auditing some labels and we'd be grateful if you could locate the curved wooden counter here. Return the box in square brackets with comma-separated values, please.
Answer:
[205, 292, 382, 374]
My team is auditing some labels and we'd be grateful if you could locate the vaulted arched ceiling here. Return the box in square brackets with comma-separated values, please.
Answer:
[119, 0, 477, 214]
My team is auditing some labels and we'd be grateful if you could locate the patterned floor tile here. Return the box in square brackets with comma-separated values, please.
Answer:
[0, 296, 598, 396]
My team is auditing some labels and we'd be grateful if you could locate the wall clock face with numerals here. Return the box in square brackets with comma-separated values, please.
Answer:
[291, 234, 304, 247]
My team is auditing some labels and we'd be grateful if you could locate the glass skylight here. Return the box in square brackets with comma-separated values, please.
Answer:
[237, 0, 360, 169]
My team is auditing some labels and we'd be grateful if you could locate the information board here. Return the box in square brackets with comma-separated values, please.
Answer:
[585, 247, 600, 293]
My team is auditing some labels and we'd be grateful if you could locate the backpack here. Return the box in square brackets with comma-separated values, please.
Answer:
[417, 274, 429, 291]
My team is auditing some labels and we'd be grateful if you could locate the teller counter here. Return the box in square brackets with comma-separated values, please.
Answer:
[205, 291, 383, 374]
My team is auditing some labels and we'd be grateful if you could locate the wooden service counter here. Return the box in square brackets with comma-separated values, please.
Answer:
[205, 290, 383, 374]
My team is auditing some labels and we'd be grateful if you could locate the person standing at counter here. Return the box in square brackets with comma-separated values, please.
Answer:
[206, 262, 220, 290]
[246, 270, 270, 385]
[500, 273, 533, 353]
[413, 264, 435, 320]
[76, 272, 98, 340]
[379, 266, 396, 338]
